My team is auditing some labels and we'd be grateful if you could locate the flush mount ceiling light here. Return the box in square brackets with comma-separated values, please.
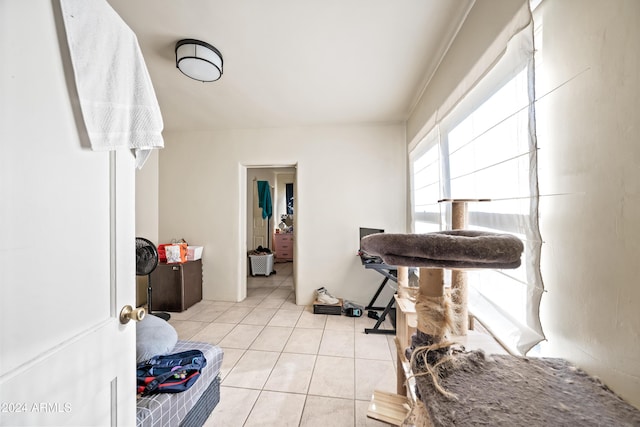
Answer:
[175, 39, 223, 82]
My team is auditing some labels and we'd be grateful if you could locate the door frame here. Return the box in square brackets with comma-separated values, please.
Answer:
[239, 163, 297, 302]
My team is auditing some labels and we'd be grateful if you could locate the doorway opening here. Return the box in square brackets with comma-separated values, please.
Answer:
[244, 165, 297, 300]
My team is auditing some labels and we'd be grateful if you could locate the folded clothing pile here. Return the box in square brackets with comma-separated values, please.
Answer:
[248, 245, 272, 255]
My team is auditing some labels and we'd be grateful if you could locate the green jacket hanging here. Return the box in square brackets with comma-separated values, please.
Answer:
[257, 181, 273, 219]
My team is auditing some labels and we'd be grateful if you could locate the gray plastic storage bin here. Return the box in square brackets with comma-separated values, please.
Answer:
[249, 253, 274, 276]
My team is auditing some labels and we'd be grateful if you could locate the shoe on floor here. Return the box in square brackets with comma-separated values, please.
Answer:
[317, 286, 338, 299]
[315, 287, 339, 305]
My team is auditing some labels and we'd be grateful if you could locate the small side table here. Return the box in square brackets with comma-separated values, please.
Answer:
[150, 259, 203, 312]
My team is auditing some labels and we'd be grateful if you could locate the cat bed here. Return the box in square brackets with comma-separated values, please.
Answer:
[412, 350, 640, 426]
[136, 340, 223, 427]
[360, 230, 523, 269]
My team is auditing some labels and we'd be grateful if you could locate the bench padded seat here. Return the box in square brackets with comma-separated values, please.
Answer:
[136, 341, 223, 427]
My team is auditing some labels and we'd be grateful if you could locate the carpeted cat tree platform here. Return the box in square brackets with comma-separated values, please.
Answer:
[361, 231, 640, 427]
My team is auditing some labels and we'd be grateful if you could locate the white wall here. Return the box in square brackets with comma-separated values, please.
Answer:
[136, 150, 160, 244]
[135, 149, 159, 304]
[535, 0, 640, 408]
[159, 125, 406, 305]
[407, 0, 640, 408]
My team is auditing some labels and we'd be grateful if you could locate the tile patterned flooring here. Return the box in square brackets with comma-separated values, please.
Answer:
[168, 262, 394, 426]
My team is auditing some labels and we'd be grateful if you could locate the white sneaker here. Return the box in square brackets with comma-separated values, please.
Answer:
[316, 287, 339, 305]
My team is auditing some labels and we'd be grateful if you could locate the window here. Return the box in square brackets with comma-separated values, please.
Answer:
[409, 3, 544, 354]
[411, 130, 442, 234]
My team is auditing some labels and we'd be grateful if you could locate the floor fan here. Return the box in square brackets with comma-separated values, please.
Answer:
[136, 237, 170, 321]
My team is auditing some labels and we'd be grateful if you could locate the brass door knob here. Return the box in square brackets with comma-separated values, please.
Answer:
[120, 305, 146, 324]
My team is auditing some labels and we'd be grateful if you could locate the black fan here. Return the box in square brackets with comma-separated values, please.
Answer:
[136, 237, 170, 321]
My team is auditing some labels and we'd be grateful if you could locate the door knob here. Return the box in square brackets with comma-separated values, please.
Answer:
[120, 305, 146, 324]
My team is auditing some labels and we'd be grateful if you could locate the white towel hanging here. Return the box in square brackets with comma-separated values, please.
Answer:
[60, 0, 164, 169]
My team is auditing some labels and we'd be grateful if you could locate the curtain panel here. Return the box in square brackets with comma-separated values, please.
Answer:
[409, 2, 544, 355]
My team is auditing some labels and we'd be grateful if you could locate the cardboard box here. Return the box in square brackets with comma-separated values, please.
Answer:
[187, 246, 203, 261]
[313, 298, 343, 315]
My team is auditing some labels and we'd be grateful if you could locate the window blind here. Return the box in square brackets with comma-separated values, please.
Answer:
[409, 2, 544, 355]
[410, 128, 442, 234]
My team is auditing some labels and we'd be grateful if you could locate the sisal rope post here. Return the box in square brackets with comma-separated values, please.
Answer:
[440, 198, 491, 334]
[450, 201, 468, 335]
[419, 268, 444, 298]
[398, 266, 409, 287]
[416, 268, 452, 339]
[397, 266, 409, 299]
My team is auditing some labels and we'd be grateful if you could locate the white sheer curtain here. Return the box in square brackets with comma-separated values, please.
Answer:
[409, 2, 544, 355]
[410, 128, 442, 234]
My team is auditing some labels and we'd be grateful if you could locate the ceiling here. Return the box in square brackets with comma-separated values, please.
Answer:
[107, 0, 473, 132]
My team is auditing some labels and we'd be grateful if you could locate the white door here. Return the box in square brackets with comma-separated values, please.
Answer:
[0, 2, 137, 425]
[252, 181, 268, 249]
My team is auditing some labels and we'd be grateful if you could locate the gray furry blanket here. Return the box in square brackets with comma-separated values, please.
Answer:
[414, 351, 640, 426]
[360, 230, 523, 269]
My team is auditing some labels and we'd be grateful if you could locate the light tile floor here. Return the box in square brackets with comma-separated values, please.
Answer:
[168, 262, 394, 426]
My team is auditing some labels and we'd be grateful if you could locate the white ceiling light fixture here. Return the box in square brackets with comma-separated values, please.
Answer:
[175, 39, 223, 82]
